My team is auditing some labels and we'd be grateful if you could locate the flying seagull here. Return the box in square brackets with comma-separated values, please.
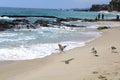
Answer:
[58, 44, 67, 52]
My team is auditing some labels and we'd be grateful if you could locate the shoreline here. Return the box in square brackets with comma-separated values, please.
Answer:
[0, 25, 100, 60]
[0, 24, 120, 80]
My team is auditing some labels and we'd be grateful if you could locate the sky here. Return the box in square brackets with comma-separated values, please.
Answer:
[0, 0, 111, 9]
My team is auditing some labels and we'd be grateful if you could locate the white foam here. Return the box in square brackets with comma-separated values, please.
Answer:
[99, 11, 109, 14]
[0, 26, 101, 61]
[0, 36, 36, 42]
[0, 41, 85, 60]
[87, 25, 99, 29]
[60, 41, 85, 50]
[87, 22, 120, 29]
[64, 20, 120, 29]
[0, 33, 17, 37]
[0, 16, 14, 20]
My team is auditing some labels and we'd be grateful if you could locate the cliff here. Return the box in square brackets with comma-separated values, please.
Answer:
[90, 4, 108, 11]
[109, 0, 120, 11]
[90, 0, 120, 11]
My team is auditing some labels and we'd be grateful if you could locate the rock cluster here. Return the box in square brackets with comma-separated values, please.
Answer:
[0, 16, 84, 31]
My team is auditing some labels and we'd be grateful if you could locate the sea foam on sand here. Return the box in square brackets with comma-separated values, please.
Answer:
[0, 41, 85, 60]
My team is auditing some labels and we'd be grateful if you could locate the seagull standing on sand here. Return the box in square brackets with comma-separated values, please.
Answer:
[94, 50, 97, 55]
[111, 46, 117, 50]
[111, 46, 117, 53]
[91, 47, 95, 53]
[91, 47, 98, 57]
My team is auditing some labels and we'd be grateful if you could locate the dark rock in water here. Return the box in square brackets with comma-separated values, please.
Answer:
[83, 19, 96, 22]
[56, 18, 67, 22]
[0, 28, 6, 31]
[1, 15, 58, 18]
[34, 20, 49, 27]
[56, 17, 81, 23]
[64, 24, 85, 27]
[66, 17, 81, 21]
[39, 16, 57, 18]
[12, 19, 29, 25]
[0, 20, 14, 31]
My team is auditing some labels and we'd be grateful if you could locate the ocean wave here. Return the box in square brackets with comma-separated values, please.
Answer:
[0, 36, 36, 43]
[98, 11, 110, 14]
[0, 16, 15, 20]
[0, 25, 102, 60]
[0, 41, 85, 60]
[0, 33, 18, 37]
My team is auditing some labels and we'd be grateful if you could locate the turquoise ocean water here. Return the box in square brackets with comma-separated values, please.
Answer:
[0, 7, 118, 19]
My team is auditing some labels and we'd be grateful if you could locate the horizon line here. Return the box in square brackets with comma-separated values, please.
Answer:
[0, 6, 91, 10]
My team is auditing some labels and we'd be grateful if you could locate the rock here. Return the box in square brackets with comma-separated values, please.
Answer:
[1, 15, 58, 18]
[90, 4, 108, 11]
[97, 26, 110, 30]
[56, 17, 81, 23]
[109, 0, 120, 11]
[64, 24, 85, 27]
[0, 20, 14, 31]
[34, 20, 49, 27]
[90, 0, 120, 11]
[12, 19, 29, 25]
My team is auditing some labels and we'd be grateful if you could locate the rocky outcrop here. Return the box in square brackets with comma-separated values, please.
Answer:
[90, 0, 120, 11]
[1, 15, 57, 18]
[12, 19, 29, 25]
[109, 0, 120, 11]
[56, 17, 81, 22]
[34, 20, 49, 27]
[0, 20, 14, 31]
[90, 4, 108, 11]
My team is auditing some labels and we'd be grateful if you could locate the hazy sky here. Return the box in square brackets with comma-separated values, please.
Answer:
[0, 0, 111, 9]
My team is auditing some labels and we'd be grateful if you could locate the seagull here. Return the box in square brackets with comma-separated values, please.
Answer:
[111, 46, 117, 53]
[93, 50, 97, 55]
[94, 50, 99, 57]
[111, 46, 117, 50]
[91, 47, 95, 53]
[91, 48, 99, 57]
[58, 44, 67, 52]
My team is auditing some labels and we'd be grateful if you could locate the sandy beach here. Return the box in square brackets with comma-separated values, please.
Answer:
[0, 24, 120, 80]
